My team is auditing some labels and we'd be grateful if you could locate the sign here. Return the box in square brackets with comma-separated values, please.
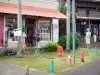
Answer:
[14, 29, 22, 36]
[22, 27, 26, 32]
[23, 32, 26, 37]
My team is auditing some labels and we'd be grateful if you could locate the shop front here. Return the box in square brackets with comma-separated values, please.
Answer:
[3, 14, 53, 48]
[77, 18, 100, 43]
[0, 2, 66, 48]
[25, 17, 52, 47]
[77, 19, 100, 36]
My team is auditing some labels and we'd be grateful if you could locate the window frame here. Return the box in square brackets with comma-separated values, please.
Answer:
[38, 20, 51, 41]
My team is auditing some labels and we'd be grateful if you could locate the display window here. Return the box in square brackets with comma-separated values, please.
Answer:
[5, 18, 18, 41]
[38, 20, 51, 41]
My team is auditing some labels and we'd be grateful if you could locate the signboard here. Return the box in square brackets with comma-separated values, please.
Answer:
[23, 32, 26, 38]
[22, 27, 26, 32]
[14, 29, 22, 36]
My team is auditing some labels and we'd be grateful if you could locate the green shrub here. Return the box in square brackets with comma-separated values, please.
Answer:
[0, 50, 8, 56]
[58, 35, 80, 50]
[46, 42, 59, 52]
[76, 33, 81, 40]
[58, 35, 66, 49]
[97, 36, 100, 42]
[70, 35, 80, 49]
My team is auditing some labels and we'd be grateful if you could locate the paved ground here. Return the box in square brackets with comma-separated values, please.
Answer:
[0, 62, 53, 75]
[80, 42, 100, 49]
[0, 59, 100, 75]
[59, 58, 100, 75]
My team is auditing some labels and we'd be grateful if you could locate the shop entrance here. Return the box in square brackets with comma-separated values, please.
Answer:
[25, 19, 36, 46]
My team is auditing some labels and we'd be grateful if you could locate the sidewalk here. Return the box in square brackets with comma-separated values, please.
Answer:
[80, 42, 100, 49]
[59, 58, 100, 75]
[0, 62, 53, 75]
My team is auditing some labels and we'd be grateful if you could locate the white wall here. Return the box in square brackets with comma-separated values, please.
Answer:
[0, 0, 59, 10]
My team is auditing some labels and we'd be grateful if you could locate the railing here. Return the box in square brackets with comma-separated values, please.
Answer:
[77, 8, 87, 17]
[89, 9, 100, 18]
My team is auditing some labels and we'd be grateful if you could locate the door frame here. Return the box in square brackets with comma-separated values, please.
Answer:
[0, 15, 4, 47]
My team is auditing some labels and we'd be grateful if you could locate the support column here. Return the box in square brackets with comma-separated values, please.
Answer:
[88, 20, 91, 29]
[52, 19, 59, 42]
[16, 0, 23, 57]
[66, 0, 70, 50]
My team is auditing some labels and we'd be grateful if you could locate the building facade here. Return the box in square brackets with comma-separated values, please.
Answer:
[0, 0, 66, 48]
[77, 0, 100, 37]
[58, 0, 100, 42]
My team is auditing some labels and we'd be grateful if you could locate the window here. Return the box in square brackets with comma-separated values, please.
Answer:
[5, 18, 18, 41]
[38, 21, 51, 41]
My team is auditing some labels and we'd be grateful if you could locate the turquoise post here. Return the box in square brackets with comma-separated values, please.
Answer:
[94, 47, 98, 56]
[50, 59, 54, 73]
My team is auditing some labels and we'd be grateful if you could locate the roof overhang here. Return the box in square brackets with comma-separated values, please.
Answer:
[0, 2, 66, 19]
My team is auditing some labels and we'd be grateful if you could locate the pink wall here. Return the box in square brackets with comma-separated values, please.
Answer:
[0, 15, 4, 47]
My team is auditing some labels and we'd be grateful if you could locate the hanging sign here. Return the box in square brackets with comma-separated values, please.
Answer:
[23, 32, 26, 37]
[22, 27, 26, 32]
[14, 29, 22, 36]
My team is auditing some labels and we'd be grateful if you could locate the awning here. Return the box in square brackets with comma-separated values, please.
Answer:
[0, 2, 66, 19]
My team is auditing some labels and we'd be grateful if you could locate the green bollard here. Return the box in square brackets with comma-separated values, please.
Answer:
[94, 47, 98, 56]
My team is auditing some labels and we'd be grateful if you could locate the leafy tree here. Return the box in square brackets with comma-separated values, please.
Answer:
[60, 4, 79, 22]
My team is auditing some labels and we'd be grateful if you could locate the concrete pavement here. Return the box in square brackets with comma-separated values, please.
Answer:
[59, 58, 100, 75]
[1, 58, 100, 75]
[0, 62, 53, 75]
[80, 42, 100, 49]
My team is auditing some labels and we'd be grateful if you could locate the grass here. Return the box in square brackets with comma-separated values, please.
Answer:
[0, 48, 100, 75]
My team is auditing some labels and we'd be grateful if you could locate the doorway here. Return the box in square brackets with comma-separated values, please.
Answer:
[25, 19, 36, 46]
